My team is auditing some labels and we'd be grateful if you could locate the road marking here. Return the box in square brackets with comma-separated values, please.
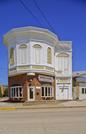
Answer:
[0, 107, 16, 110]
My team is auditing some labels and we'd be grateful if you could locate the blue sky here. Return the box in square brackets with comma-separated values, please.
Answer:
[0, 0, 86, 85]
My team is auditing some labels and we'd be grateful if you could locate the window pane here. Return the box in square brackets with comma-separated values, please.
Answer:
[64, 57, 69, 71]
[42, 87, 44, 96]
[10, 48, 14, 65]
[19, 47, 27, 64]
[19, 87, 23, 97]
[45, 87, 47, 96]
[57, 53, 69, 72]
[14, 88, 16, 97]
[50, 87, 52, 96]
[47, 47, 52, 64]
[82, 88, 84, 94]
[35, 48, 40, 64]
[58, 57, 62, 71]
[11, 88, 13, 97]
[16, 88, 18, 97]
[48, 87, 50, 96]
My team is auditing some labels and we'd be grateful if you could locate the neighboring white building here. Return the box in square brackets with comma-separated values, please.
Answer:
[55, 42, 72, 100]
[3, 26, 72, 101]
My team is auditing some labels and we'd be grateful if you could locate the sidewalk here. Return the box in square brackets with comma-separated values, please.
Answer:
[0, 99, 86, 110]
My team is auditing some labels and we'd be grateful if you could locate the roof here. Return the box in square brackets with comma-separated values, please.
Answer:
[3, 26, 72, 51]
[3, 26, 58, 45]
[73, 71, 86, 78]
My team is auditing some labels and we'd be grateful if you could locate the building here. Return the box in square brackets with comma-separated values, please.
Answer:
[3, 26, 72, 101]
[73, 71, 86, 100]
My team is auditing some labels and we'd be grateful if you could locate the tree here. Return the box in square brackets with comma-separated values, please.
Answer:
[4, 88, 8, 97]
[0, 87, 3, 97]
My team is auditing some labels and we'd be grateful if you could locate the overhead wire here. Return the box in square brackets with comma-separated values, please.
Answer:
[18, 0, 42, 26]
[33, 0, 56, 33]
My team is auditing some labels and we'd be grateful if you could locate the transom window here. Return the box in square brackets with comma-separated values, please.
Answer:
[47, 47, 52, 64]
[10, 86, 23, 98]
[41, 86, 53, 97]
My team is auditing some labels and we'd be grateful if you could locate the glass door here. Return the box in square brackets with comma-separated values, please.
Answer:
[28, 87, 35, 101]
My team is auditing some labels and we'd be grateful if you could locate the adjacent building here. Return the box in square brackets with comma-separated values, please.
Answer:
[3, 26, 72, 101]
[73, 71, 86, 100]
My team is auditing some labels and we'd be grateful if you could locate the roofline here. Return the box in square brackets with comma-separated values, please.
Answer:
[3, 26, 59, 45]
[73, 71, 86, 77]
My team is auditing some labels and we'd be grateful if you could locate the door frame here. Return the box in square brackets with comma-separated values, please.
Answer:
[28, 86, 35, 101]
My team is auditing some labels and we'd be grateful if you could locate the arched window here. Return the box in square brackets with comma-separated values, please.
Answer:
[47, 47, 52, 64]
[19, 44, 27, 64]
[33, 44, 42, 64]
[57, 53, 69, 72]
[10, 47, 14, 65]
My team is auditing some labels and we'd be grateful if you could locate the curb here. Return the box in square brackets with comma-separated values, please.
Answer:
[16, 105, 86, 110]
[0, 105, 86, 110]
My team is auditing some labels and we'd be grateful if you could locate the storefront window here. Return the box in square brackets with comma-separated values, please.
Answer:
[82, 88, 86, 94]
[45, 87, 47, 96]
[10, 86, 23, 98]
[19, 87, 22, 97]
[41, 86, 53, 97]
[42, 87, 44, 96]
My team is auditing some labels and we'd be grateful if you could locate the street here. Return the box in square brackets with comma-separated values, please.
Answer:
[0, 108, 86, 134]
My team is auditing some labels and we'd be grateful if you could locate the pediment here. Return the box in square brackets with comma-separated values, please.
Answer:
[57, 52, 69, 57]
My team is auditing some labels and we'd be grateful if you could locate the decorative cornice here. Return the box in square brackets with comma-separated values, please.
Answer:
[3, 26, 59, 46]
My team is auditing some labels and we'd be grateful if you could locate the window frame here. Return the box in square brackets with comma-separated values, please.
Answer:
[57, 52, 69, 72]
[19, 44, 27, 64]
[10, 47, 15, 65]
[10, 86, 23, 98]
[41, 86, 53, 97]
[47, 47, 52, 64]
[33, 44, 42, 64]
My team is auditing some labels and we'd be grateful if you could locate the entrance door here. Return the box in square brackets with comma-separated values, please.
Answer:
[28, 87, 35, 101]
[56, 84, 69, 100]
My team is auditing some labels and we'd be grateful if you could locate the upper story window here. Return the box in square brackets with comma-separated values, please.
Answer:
[57, 53, 69, 72]
[47, 47, 52, 64]
[10, 47, 15, 65]
[19, 44, 27, 64]
[33, 44, 42, 64]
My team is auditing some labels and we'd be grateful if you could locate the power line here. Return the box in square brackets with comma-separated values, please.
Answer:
[18, 0, 42, 26]
[33, 0, 56, 33]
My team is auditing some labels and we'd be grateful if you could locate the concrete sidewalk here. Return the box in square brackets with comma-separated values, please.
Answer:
[0, 100, 86, 110]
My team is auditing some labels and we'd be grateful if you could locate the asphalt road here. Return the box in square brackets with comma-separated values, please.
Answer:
[0, 108, 86, 134]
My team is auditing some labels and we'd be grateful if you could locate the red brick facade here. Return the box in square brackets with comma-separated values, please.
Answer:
[8, 73, 55, 102]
